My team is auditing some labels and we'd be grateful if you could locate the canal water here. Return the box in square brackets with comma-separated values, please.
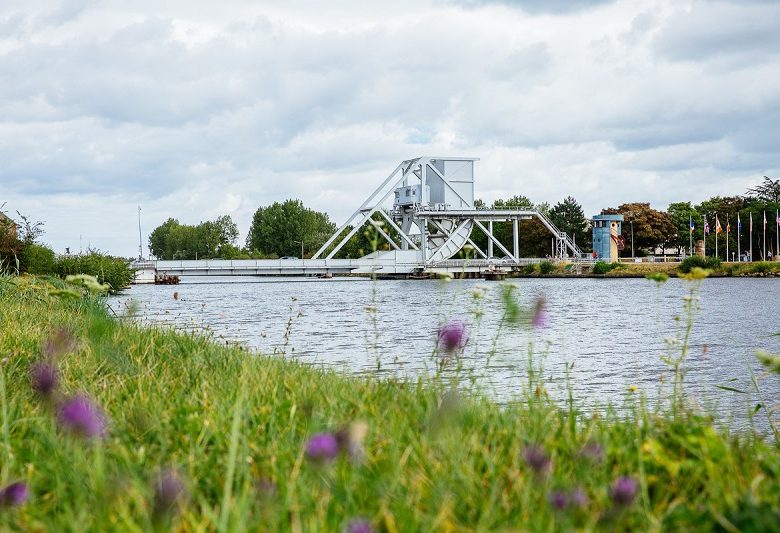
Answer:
[112, 277, 780, 431]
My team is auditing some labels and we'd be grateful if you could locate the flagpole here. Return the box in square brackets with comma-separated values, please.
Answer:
[763, 210, 767, 261]
[689, 215, 693, 257]
[776, 208, 779, 260]
[715, 214, 718, 259]
[702, 215, 707, 256]
[726, 215, 729, 261]
[750, 212, 753, 262]
[737, 213, 741, 261]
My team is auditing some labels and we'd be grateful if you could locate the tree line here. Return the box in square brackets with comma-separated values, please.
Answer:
[146, 176, 780, 260]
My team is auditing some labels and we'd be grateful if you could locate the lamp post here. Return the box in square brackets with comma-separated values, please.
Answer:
[294, 240, 304, 259]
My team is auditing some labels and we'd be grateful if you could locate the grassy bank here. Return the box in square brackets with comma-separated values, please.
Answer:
[0, 275, 779, 531]
[516, 260, 780, 278]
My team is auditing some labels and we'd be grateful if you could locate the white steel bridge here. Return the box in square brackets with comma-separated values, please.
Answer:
[136, 156, 589, 280]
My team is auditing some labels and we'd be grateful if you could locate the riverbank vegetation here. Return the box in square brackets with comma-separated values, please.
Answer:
[0, 274, 779, 530]
[1, 210, 133, 292]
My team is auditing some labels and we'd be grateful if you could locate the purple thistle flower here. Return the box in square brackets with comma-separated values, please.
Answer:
[610, 476, 639, 506]
[154, 469, 185, 515]
[548, 490, 567, 510]
[531, 297, 549, 329]
[345, 518, 376, 533]
[437, 320, 468, 353]
[57, 394, 107, 439]
[579, 441, 604, 463]
[0, 482, 28, 507]
[570, 487, 589, 508]
[523, 445, 551, 474]
[30, 361, 58, 398]
[305, 433, 340, 462]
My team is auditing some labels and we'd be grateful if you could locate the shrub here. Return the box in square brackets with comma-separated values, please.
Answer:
[538, 261, 556, 275]
[679, 256, 722, 273]
[54, 252, 134, 293]
[592, 261, 619, 275]
[21, 243, 56, 275]
[746, 262, 780, 274]
[522, 264, 538, 275]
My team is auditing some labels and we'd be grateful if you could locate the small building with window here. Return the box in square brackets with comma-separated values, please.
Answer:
[591, 214, 624, 261]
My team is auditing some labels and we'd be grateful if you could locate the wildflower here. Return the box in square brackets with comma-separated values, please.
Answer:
[531, 296, 549, 328]
[579, 441, 604, 463]
[30, 361, 58, 398]
[153, 469, 185, 515]
[610, 476, 639, 506]
[548, 490, 567, 510]
[437, 320, 468, 353]
[628, 385, 638, 393]
[0, 482, 28, 507]
[305, 433, 340, 462]
[570, 487, 589, 507]
[523, 445, 551, 474]
[345, 518, 376, 533]
[57, 395, 107, 439]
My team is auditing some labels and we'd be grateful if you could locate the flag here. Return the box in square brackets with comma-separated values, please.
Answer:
[715, 215, 723, 234]
[727, 219, 730, 233]
[704, 218, 710, 235]
[765, 211, 768, 228]
[750, 212, 753, 232]
[689, 215, 694, 233]
[737, 213, 742, 233]
[777, 209, 780, 225]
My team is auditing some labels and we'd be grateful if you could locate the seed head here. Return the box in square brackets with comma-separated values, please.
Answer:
[57, 394, 107, 439]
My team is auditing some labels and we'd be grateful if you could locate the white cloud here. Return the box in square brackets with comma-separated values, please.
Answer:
[1, 0, 778, 256]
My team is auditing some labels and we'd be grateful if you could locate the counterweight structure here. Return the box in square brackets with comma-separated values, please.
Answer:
[313, 157, 583, 263]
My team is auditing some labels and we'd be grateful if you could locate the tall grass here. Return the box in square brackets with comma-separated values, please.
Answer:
[0, 275, 778, 531]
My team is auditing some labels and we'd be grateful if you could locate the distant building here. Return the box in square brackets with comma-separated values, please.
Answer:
[591, 214, 624, 261]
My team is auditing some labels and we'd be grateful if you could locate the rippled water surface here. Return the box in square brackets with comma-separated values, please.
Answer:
[112, 277, 780, 428]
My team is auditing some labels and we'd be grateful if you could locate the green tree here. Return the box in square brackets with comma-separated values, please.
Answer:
[149, 215, 241, 260]
[549, 196, 590, 251]
[666, 202, 700, 254]
[601, 203, 675, 256]
[747, 176, 780, 203]
[246, 200, 336, 258]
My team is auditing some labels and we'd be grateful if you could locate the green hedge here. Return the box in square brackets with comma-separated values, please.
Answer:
[679, 256, 722, 273]
[54, 252, 134, 292]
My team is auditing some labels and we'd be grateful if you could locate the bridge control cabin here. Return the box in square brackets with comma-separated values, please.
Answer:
[591, 214, 624, 262]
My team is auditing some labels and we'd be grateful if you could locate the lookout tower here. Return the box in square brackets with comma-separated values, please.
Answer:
[591, 214, 624, 261]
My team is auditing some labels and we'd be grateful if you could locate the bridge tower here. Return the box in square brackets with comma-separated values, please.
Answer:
[312, 157, 584, 264]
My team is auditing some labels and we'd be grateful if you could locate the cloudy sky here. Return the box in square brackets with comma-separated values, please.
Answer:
[2, 0, 779, 257]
